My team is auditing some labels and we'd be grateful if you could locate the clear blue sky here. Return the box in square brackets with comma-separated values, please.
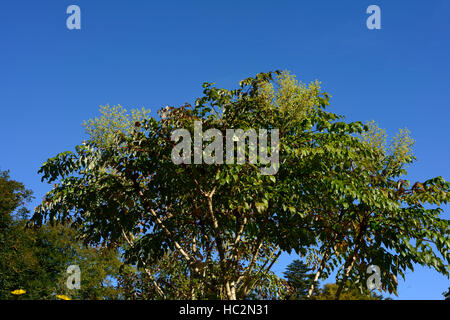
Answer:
[1, 0, 449, 299]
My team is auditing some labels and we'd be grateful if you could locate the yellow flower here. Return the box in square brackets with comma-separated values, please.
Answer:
[56, 294, 71, 300]
[11, 289, 26, 295]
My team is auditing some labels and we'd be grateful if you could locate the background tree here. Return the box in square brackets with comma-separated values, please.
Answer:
[0, 169, 123, 299]
[0, 168, 33, 298]
[283, 259, 318, 299]
[313, 283, 383, 300]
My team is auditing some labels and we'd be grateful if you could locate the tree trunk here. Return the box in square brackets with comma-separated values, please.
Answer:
[334, 218, 367, 300]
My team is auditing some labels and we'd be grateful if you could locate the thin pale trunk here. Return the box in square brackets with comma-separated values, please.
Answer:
[206, 189, 234, 300]
[334, 218, 367, 300]
[241, 248, 282, 298]
[136, 188, 194, 264]
[236, 216, 269, 288]
[121, 229, 166, 299]
[308, 251, 329, 298]
[230, 281, 237, 300]
[334, 253, 358, 300]
[225, 281, 236, 300]
[308, 234, 339, 298]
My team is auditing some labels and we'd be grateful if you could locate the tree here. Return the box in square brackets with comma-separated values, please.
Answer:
[443, 287, 450, 300]
[283, 260, 318, 299]
[31, 71, 450, 300]
[0, 169, 123, 300]
[304, 121, 450, 299]
[0, 169, 33, 298]
[313, 283, 383, 300]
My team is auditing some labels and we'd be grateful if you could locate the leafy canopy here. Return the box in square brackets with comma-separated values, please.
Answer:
[32, 71, 450, 299]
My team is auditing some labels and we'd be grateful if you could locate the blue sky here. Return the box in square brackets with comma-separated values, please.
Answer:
[1, 0, 449, 299]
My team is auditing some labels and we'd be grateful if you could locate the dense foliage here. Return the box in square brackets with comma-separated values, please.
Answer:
[29, 71, 450, 299]
[283, 260, 319, 299]
[0, 169, 122, 300]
